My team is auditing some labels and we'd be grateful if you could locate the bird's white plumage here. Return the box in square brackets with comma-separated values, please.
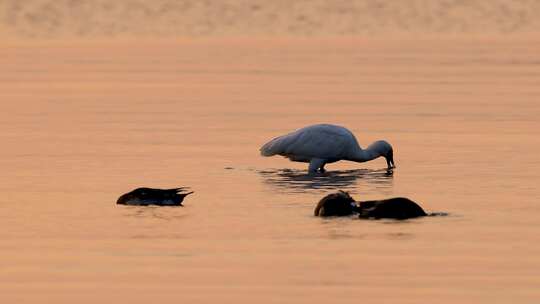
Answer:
[260, 124, 395, 172]
[260, 124, 361, 162]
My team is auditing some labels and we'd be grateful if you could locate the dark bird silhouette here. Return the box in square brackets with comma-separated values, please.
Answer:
[313, 190, 357, 217]
[314, 190, 433, 220]
[117, 187, 194, 206]
[356, 197, 427, 219]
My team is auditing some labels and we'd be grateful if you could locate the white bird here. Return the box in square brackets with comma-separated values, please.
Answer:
[260, 124, 395, 173]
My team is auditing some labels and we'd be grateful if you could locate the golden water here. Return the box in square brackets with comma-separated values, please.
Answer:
[1, 37, 539, 303]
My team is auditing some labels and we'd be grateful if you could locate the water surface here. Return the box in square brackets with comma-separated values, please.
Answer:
[1, 37, 539, 303]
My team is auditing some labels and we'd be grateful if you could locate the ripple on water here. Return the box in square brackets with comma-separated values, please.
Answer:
[256, 168, 394, 194]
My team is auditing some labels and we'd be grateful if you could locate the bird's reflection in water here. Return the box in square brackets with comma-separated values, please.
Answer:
[122, 205, 187, 221]
[258, 168, 394, 194]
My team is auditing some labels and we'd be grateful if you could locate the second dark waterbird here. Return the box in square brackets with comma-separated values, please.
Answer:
[314, 190, 441, 220]
[117, 187, 194, 206]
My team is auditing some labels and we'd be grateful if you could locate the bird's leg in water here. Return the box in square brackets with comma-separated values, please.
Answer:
[308, 158, 326, 174]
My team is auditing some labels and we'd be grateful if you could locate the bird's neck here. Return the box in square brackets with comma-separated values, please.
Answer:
[350, 146, 380, 163]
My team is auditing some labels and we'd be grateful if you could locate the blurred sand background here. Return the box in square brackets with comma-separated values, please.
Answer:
[1, 0, 540, 38]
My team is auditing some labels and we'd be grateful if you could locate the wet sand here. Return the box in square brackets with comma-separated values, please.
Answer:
[1, 37, 540, 303]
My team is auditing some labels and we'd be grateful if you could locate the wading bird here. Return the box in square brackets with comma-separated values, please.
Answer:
[260, 124, 395, 173]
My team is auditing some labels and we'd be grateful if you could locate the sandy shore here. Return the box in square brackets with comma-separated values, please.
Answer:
[1, 0, 540, 38]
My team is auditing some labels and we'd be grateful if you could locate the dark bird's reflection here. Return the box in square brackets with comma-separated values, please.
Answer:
[122, 205, 188, 221]
[258, 168, 394, 194]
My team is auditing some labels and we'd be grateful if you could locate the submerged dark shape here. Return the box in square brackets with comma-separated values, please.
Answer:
[314, 191, 429, 219]
[117, 187, 193, 206]
[314, 190, 356, 216]
[357, 197, 427, 219]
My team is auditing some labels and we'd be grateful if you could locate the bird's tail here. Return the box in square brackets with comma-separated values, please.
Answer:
[260, 143, 274, 156]
[180, 191, 194, 198]
[169, 187, 189, 192]
[260, 136, 284, 156]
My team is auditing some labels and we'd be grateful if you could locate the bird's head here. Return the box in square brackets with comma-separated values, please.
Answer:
[116, 192, 133, 204]
[314, 190, 357, 216]
[370, 140, 395, 169]
[116, 188, 149, 204]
